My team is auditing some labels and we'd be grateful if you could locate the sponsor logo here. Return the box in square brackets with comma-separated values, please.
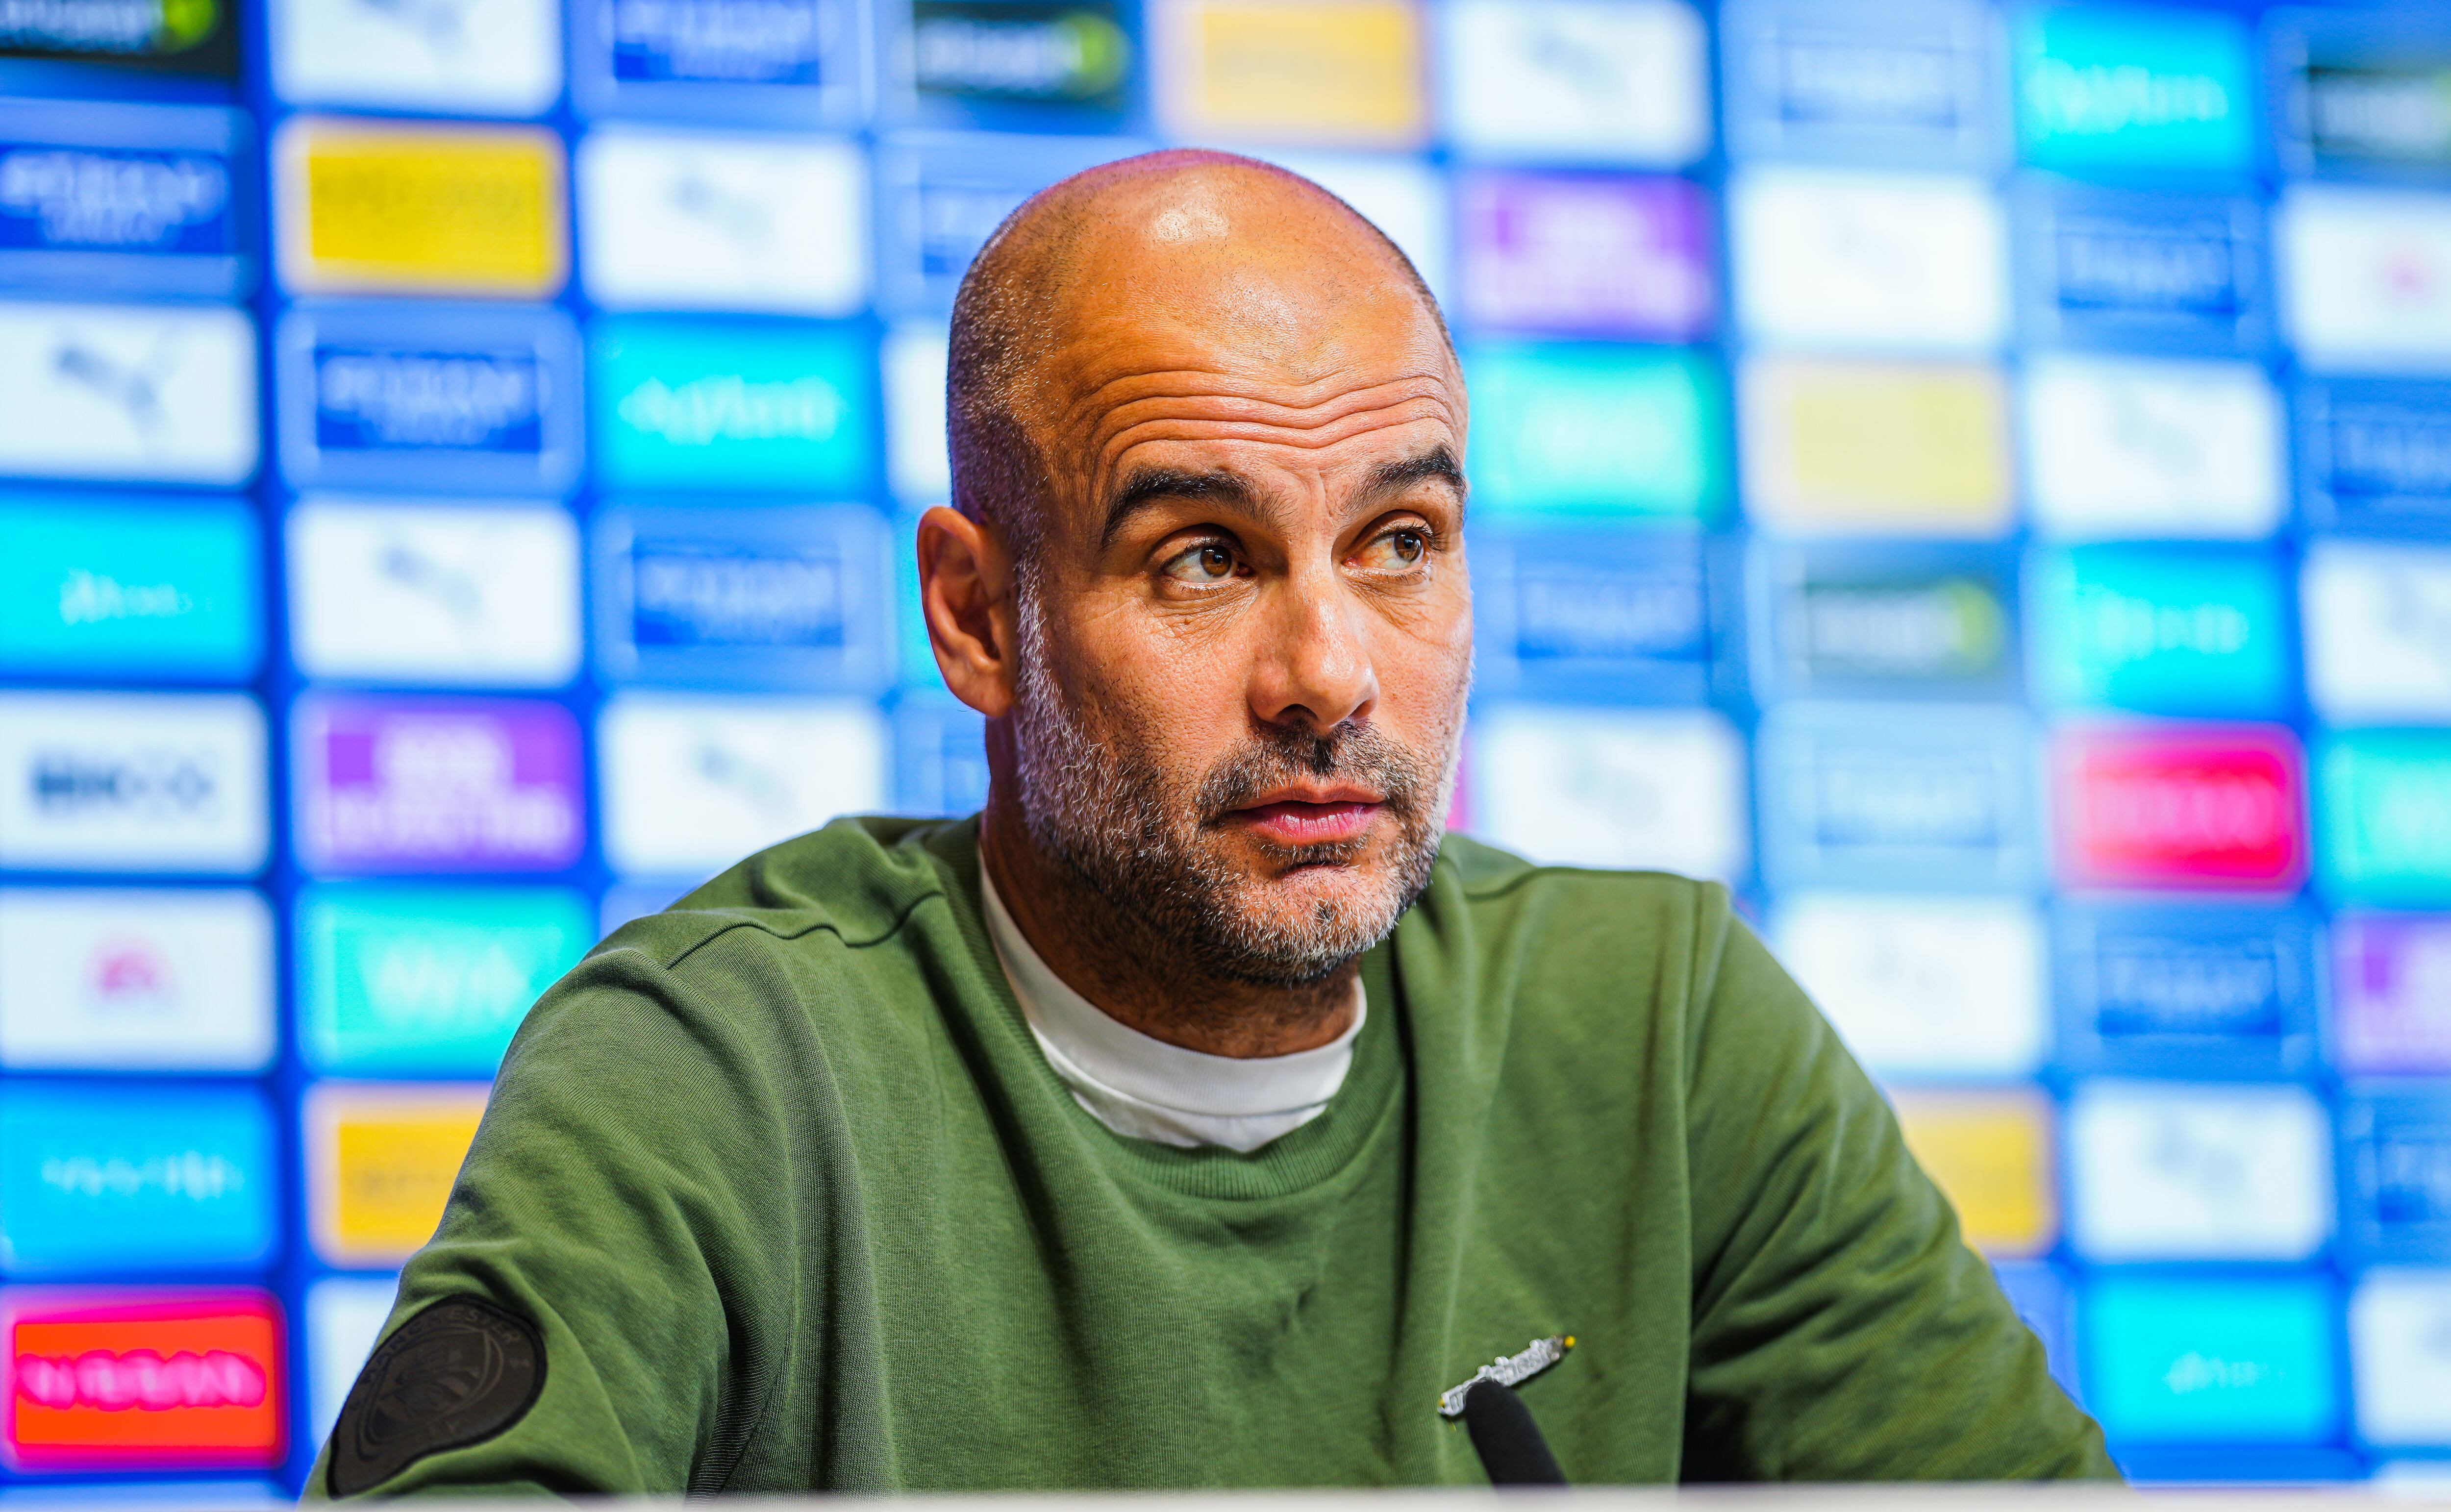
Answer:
[1730, 168, 2006, 351]
[0, 496, 259, 676]
[2317, 731, 2451, 904]
[2021, 356, 2281, 541]
[910, 0, 1129, 107]
[287, 500, 581, 687]
[317, 348, 540, 452]
[1473, 528, 1709, 700]
[2053, 723, 2305, 891]
[293, 695, 583, 875]
[609, 0, 839, 84]
[0, 1289, 285, 1469]
[598, 505, 894, 690]
[0, 144, 228, 254]
[0, 693, 267, 874]
[1152, 0, 1426, 149]
[2056, 905, 2317, 1075]
[2303, 540, 2451, 725]
[297, 884, 589, 1077]
[2013, 6, 2256, 173]
[590, 316, 872, 492]
[303, 1083, 487, 1267]
[2023, 185, 2261, 349]
[2301, 379, 2451, 529]
[1720, 0, 1994, 161]
[276, 118, 566, 297]
[0, 1085, 275, 1275]
[0, 0, 235, 74]
[1888, 1090, 2055, 1257]
[1455, 171, 1710, 339]
[875, 135, 1145, 310]
[2343, 1092, 2451, 1262]
[2068, 1082, 2333, 1262]
[2334, 914, 2451, 1075]
[1437, 0, 1707, 165]
[2279, 186, 2451, 372]
[577, 130, 866, 316]
[1466, 706, 1746, 881]
[2277, 16, 2451, 173]
[599, 694, 887, 875]
[0, 889, 273, 1071]
[1755, 702, 2037, 891]
[0, 300, 256, 485]
[2029, 545, 2289, 716]
[1741, 357, 2010, 537]
[1466, 343, 1722, 519]
[2080, 1276, 2340, 1442]
[1760, 545, 2014, 696]
[2350, 1273, 2451, 1446]
[1774, 894, 2046, 1080]
[272, 0, 561, 115]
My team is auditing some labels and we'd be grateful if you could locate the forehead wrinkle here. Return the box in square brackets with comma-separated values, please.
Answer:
[1069, 372, 1460, 441]
[1089, 404, 1460, 513]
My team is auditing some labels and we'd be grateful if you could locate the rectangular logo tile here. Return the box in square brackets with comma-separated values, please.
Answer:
[1437, 0, 1706, 166]
[275, 302, 581, 494]
[1752, 543, 2018, 699]
[2012, 5, 2256, 174]
[595, 504, 896, 691]
[0, 300, 256, 485]
[1454, 170, 1711, 339]
[1151, 0, 1426, 149]
[1465, 343, 1723, 519]
[891, 696, 988, 820]
[2276, 15, 2451, 174]
[2027, 545, 2291, 718]
[297, 883, 590, 1076]
[0, 0, 237, 75]
[872, 134, 1147, 313]
[1471, 527, 1711, 703]
[577, 0, 862, 123]
[2280, 186, 2451, 373]
[0, 693, 268, 875]
[2302, 540, 2451, 726]
[287, 500, 581, 687]
[275, 118, 566, 297]
[2051, 722, 2306, 892]
[0, 1082, 276, 1275]
[577, 129, 867, 315]
[1740, 357, 2010, 537]
[0, 888, 274, 1072]
[2341, 1091, 2451, 1262]
[2068, 1080, 2332, 1262]
[2080, 1274, 2341, 1443]
[589, 315, 875, 493]
[292, 694, 584, 875]
[1774, 894, 2046, 1080]
[272, 0, 561, 115]
[2351, 1271, 2451, 1448]
[1755, 701, 2039, 891]
[305, 1276, 396, 1448]
[1730, 168, 2006, 350]
[2333, 913, 2451, 1075]
[0, 1288, 285, 1471]
[0, 99, 249, 298]
[1719, 0, 1998, 166]
[2298, 378, 2451, 531]
[2054, 903, 2318, 1077]
[2316, 731, 2451, 905]
[599, 694, 888, 876]
[0, 495, 261, 679]
[303, 1084, 488, 1268]
[2021, 356, 2282, 540]
[1465, 706, 1747, 881]
[2016, 183, 2264, 352]
[1889, 1089, 2056, 1257]
[899, 0, 1132, 121]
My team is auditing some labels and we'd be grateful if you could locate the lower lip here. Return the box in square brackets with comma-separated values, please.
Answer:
[1232, 800, 1382, 846]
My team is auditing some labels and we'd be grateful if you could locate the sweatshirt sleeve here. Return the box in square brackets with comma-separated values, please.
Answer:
[1678, 905, 2119, 1482]
[306, 944, 802, 1498]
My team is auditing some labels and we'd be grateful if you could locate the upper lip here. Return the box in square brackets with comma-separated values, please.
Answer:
[1232, 784, 1385, 811]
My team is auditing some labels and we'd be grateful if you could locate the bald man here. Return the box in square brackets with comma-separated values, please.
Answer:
[310, 153, 2114, 1496]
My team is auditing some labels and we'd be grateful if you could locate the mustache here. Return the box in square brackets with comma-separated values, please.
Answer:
[1196, 721, 1430, 826]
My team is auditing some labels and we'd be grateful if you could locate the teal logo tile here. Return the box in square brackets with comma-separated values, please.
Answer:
[2016, 6, 2256, 174]
[2029, 545, 2289, 716]
[0, 496, 260, 677]
[297, 884, 593, 1077]
[590, 317, 876, 494]
[2319, 732, 2451, 905]
[1464, 344, 1725, 519]
[2081, 1274, 2342, 1442]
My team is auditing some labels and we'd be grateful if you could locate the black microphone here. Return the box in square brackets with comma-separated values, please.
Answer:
[1457, 1379, 1568, 1487]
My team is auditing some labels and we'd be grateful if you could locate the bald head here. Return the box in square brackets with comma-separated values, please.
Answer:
[946, 149, 1455, 559]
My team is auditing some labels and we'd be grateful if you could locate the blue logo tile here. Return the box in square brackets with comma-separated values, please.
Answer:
[2027, 545, 2291, 717]
[2015, 6, 2257, 175]
[1752, 542, 2020, 701]
[0, 99, 250, 298]
[0, 1081, 277, 1275]
[276, 303, 582, 496]
[1720, 0, 2001, 167]
[2017, 182, 2264, 352]
[590, 316, 875, 494]
[0, 495, 261, 678]
[575, 0, 865, 125]
[2297, 379, 2451, 532]
[1755, 701, 2040, 891]
[2340, 1090, 2451, 1263]
[875, 133, 1151, 312]
[893, 695, 988, 818]
[2053, 903, 2319, 1076]
[2080, 1274, 2343, 1444]
[1473, 526, 1714, 703]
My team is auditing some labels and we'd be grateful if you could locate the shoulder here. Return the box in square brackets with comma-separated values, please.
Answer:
[1421, 833, 1736, 965]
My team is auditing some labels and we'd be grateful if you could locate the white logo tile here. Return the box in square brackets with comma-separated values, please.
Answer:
[1466, 705, 1748, 882]
[0, 887, 275, 1071]
[2280, 185, 2451, 372]
[600, 694, 888, 877]
[287, 499, 581, 687]
[273, 0, 561, 114]
[2022, 356, 2283, 541]
[0, 301, 256, 485]
[578, 129, 868, 316]
[2303, 540, 2451, 727]
[2352, 1270, 2451, 1447]
[1731, 169, 2008, 351]
[0, 693, 269, 874]
[1438, 0, 1710, 166]
[1772, 893, 2047, 1080]
[2067, 1081, 2332, 1261]
[884, 319, 950, 503]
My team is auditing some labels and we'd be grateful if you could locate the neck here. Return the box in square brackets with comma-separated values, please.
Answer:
[977, 791, 1359, 1059]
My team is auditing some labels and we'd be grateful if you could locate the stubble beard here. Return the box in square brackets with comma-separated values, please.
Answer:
[1007, 576, 1462, 999]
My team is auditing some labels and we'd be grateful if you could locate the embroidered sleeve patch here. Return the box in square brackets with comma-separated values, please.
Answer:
[328, 1296, 546, 1497]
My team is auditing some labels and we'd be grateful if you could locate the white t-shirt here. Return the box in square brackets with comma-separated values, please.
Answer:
[978, 866, 1363, 1152]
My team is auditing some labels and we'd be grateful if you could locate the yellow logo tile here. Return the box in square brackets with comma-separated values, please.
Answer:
[278, 118, 568, 297]
[1741, 357, 2012, 538]
[1890, 1088, 2056, 1259]
[305, 1083, 490, 1267]
[1155, 0, 1426, 148]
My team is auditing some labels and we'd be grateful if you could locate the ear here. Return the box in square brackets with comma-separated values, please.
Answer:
[917, 505, 1020, 720]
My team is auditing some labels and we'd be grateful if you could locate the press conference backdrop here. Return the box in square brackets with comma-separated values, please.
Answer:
[7, 0, 2451, 1491]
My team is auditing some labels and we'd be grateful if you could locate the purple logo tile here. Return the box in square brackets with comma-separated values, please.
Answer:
[294, 695, 584, 874]
[2334, 913, 2451, 1073]
[1457, 171, 1715, 340]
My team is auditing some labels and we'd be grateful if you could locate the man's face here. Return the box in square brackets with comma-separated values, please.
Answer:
[1006, 220, 1473, 987]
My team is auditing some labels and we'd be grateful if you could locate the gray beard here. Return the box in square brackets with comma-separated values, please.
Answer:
[1006, 576, 1459, 990]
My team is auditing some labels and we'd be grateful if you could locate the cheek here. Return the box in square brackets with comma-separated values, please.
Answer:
[1066, 605, 1254, 775]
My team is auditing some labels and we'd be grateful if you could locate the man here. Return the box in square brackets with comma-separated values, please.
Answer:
[311, 152, 2115, 1495]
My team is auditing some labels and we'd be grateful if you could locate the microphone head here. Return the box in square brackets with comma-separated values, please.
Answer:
[1457, 1380, 1568, 1487]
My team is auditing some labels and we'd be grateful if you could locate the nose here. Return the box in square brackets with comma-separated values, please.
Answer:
[1249, 559, 1378, 735]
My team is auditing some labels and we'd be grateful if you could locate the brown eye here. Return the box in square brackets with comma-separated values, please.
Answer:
[1162, 542, 1241, 582]
[1390, 529, 1424, 564]
[1356, 526, 1432, 571]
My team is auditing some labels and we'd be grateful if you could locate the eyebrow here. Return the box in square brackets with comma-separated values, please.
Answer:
[1096, 445, 1467, 551]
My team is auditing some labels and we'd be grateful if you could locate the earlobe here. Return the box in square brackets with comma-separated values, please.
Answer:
[917, 505, 1019, 720]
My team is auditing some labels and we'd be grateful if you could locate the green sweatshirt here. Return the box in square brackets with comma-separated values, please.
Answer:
[310, 817, 2115, 1494]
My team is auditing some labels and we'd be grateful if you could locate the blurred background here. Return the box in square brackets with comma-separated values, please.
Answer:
[0, 0, 2448, 1494]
